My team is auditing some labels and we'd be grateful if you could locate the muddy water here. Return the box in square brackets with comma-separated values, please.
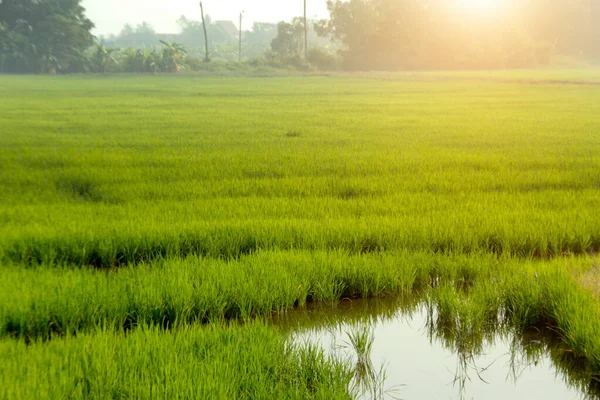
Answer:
[273, 297, 599, 400]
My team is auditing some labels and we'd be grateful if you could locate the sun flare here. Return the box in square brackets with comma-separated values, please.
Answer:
[457, 0, 504, 14]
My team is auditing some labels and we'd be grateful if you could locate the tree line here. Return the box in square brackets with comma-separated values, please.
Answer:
[0, 0, 94, 74]
[100, 18, 283, 62]
[1, 0, 599, 74]
[319, 0, 600, 70]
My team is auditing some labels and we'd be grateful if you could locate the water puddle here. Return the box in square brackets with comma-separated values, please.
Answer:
[273, 297, 599, 400]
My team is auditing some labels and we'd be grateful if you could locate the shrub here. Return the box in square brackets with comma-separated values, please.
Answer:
[308, 48, 339, 70]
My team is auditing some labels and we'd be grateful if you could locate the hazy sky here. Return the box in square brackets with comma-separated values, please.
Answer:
[83, 0, 329, 36]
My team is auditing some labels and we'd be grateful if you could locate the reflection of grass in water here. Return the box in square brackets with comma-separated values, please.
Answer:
[287, 282, 600, 399]
[346, 324, 377, 397]
[507, 324, 600, 400]
[423, 281, 600, 400]
[340, 323, 402, 400]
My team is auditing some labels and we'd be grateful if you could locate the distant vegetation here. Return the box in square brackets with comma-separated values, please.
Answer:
[319, 0, 600, 70]
[1, 0, 599, 74]
[0, 0, 94, 74]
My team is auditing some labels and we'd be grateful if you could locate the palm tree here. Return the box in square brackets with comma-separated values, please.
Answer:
[121, 48, 152, 73]
[90, 43, 116, 73]
[142, 49, 160, 73]
[159, 41, 187, 72]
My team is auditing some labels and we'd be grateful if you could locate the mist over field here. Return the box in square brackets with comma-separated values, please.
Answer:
[83, 0, 329, 35]
[2, 0, 600, 72]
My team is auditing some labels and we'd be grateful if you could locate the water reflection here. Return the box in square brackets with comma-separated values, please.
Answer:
[273, 297, 600, 400]
[339, 323, 402, 399]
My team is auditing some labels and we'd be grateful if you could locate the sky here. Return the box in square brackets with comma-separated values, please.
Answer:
[82, 0, 330, 36]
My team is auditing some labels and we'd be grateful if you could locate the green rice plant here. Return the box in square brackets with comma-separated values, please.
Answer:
[1, 72, 600, 398]
[0, 322, 354, 400]
[0, 74, 599, 268]
[3, 251, 600, 376]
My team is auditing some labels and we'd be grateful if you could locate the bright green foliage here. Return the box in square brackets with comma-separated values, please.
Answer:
[0, 251, 492, 339]
[0, 74, 599, 267]
[0, 323, 353, 399]
[2, 251, 600, 396]
[3, 250, 600, 372]
[1, 72, 600, 398]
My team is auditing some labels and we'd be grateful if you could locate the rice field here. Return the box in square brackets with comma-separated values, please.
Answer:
[1, 72, 600, 399]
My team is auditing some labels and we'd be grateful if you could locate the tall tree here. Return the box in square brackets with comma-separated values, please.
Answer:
[88, 43, 116, 73]
[159, 41, 187, 72]
[120, 24, 135, 37]
[320, 0, 597, 70]
[243, 22, 279, 58]
[271, 18, 305, 56]
[0, 0, 94, 73]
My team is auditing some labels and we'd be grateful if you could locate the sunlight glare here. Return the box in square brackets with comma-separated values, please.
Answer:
[456, 0, 504, 15]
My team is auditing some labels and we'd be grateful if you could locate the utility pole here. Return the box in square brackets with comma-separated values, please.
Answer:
[199, 2, 210, 62]
[304, 0, 308, 60]
[239, 11, 244, 63]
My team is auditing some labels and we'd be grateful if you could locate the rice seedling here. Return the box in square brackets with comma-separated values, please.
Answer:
[0, 322, 354, 400]
[1, 71, 599, 398]
[0, 74, 599, 267]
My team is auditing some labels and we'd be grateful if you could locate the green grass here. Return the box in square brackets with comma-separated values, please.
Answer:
[0, 322, 353, 400]
[0, 250, 490, 339]
[1, 71, 600, 398]
[1, 74, 599, 266]
[2, 251, 600, 398]
[3, 251, 600, 367]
